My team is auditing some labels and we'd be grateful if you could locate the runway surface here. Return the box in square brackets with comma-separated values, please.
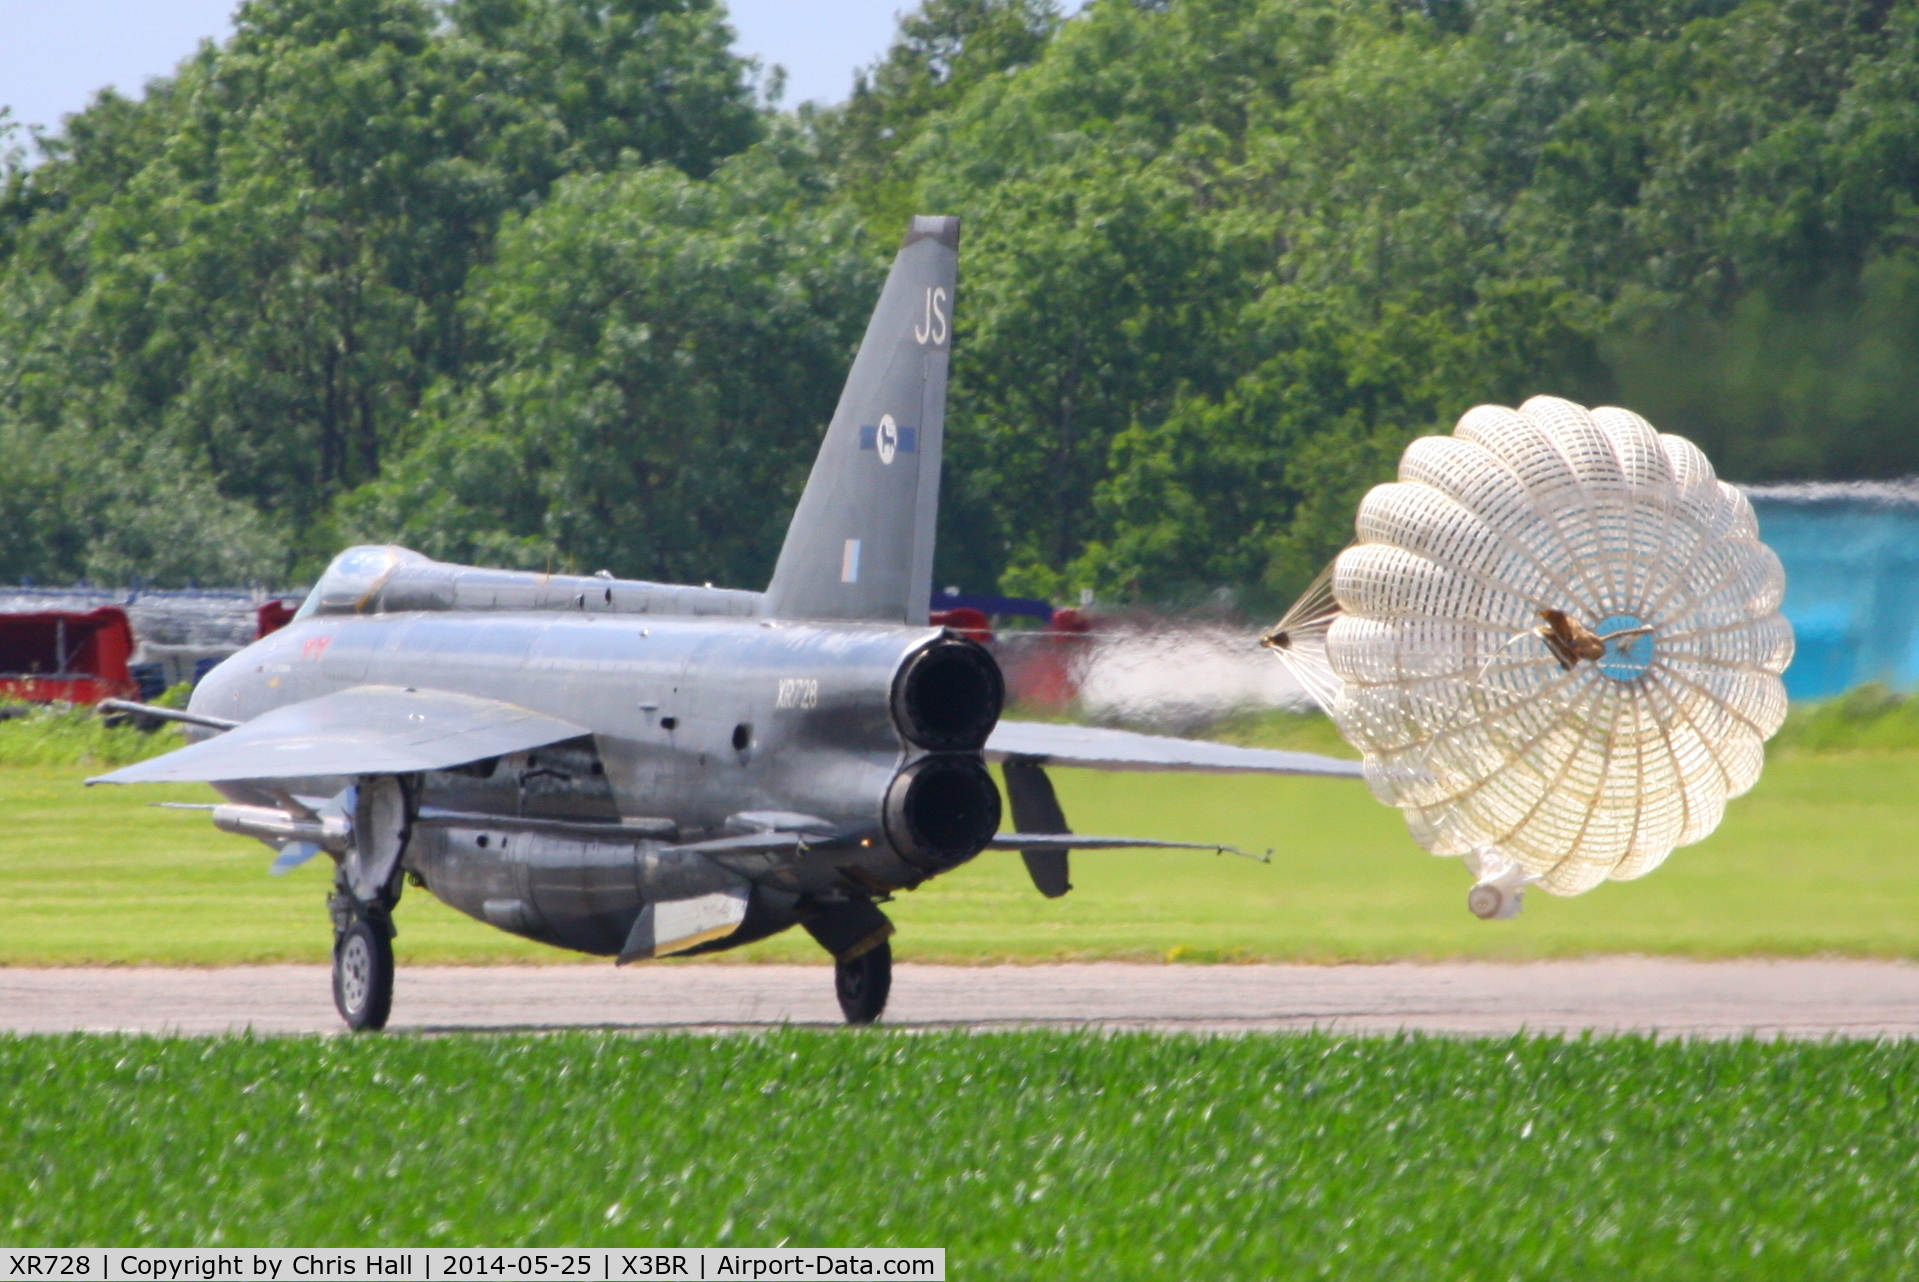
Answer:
[4, 958, 1919, 1037]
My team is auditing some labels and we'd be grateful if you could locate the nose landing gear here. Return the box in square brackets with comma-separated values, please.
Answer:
[327, 775, 412, 1032]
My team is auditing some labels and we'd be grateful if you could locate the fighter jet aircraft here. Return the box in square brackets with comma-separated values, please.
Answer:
[93, 216, 1362, 1030]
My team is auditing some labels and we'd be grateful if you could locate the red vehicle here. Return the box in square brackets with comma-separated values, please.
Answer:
[0, 607, 139, 705]
[1013, 606, 1093, 707]
[256, 598, 297, 638]
[927, 605, 993, 643]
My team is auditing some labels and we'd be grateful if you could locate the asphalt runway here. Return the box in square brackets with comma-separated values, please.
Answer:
[4, 958, 1919, 1037]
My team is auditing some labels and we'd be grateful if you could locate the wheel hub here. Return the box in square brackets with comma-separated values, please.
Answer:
[338, 933, 372, 1014]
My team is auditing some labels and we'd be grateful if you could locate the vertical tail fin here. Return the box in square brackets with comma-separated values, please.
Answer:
[763, 216, 958, 622]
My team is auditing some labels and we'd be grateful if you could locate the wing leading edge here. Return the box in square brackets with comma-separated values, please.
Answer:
[88, 686, 587, 785]
[985, 719, 1363, 778]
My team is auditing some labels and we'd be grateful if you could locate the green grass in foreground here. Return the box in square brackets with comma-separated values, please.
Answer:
[3, 1031, 1917, 1276]
[5, 743, 1919, 963]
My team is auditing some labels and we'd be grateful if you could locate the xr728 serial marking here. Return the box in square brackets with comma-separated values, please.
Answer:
[775, 678, 819, 709]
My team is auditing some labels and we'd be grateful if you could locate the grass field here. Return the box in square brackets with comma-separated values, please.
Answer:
[4, 742, 1919, 964]
[2, 1029, 1916, 1275]
[4, 705, 1915, 1273]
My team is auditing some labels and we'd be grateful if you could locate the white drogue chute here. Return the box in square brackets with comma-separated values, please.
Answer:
[1264, 396, 1794, 912]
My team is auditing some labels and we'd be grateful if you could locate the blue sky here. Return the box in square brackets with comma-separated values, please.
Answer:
[0, 0, 916, 139]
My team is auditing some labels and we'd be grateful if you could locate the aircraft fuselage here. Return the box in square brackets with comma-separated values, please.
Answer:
[189, 604, 1003, 956]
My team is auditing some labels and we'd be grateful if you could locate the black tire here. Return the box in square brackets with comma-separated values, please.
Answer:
[332, 916, 394, 1031]
[835, 940, 892, 1026]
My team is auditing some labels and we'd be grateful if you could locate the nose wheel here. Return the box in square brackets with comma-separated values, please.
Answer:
[834, 940, 892, 1025]
[332, 914, 395, 1031]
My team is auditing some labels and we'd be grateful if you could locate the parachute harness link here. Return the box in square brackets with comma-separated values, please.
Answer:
[1257, 625, 1293, 651]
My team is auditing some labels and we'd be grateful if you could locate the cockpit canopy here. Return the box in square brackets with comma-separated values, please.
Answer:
[292, 546, 428, 621]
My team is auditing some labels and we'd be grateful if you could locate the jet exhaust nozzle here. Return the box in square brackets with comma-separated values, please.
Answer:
[892, 635, 1003, 751]
[884, 754, 1001, 871]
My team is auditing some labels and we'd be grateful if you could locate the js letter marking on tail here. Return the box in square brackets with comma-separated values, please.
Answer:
[914, 287, 948, 346]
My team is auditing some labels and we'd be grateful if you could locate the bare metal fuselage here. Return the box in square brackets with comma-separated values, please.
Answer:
[190, 595, 991, 957]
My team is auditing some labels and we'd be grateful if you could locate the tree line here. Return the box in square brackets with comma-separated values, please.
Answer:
[3, 0, 1917, 613]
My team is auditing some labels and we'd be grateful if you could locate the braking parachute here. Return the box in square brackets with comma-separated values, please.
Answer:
[1264, 396, 1794, 916]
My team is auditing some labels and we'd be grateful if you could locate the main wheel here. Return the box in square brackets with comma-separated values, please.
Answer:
[332, 916, 394, 1031]
[834, 940, 892, 1026]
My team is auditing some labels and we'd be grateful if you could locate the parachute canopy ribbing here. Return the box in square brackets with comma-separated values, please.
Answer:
[1279, 396, 1794, 895]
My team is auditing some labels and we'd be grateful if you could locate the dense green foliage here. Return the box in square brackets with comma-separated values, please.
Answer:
[337, 146, 882, 583]
[5, 0, 1919, 608]
[0, 0, 766, 583]
[4, 1030, 1919, 1275]
[1772, 680, 1919, 753]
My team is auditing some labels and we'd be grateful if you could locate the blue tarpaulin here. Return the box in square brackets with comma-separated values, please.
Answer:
[1747, 481, 1919, 699]
[930, 588, 1054, 622]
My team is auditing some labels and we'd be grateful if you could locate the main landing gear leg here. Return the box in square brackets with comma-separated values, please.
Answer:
[834, 941, 892, 1026]
[803, 898, 897, 1026]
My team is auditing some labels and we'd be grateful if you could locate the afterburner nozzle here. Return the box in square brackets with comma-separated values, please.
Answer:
[883, 755, 1001, 871]
[891, 634, 1004, 751]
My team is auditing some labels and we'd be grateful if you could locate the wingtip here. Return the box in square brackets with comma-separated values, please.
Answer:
[902, 215, 960, 251]
[86, 761, 155, 786]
